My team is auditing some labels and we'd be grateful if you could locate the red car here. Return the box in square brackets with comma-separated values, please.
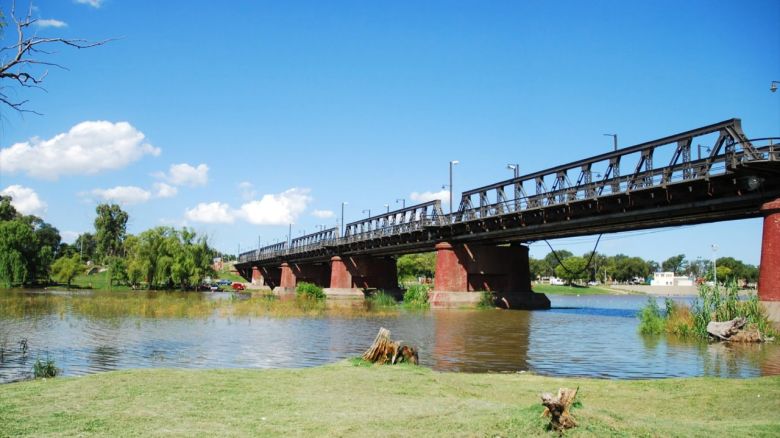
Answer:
[231, 282, 246, 291]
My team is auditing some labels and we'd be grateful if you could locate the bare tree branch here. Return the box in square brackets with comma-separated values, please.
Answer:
[0, 1, 112, 114]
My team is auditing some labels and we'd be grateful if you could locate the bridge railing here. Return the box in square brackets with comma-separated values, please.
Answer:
[289, 227, 340, 252]
[454, 119, 771, 222]
[342, 200, 445, 243]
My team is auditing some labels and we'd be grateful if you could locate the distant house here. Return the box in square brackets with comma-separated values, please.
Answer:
[650, 272, 693, 287]
[539, 276, 567, 285]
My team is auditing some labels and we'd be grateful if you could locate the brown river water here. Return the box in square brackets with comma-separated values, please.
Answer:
[1, 289, 778, 383]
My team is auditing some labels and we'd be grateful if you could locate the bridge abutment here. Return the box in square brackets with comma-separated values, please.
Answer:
[759, 198, 780, 324]
[429, 242, 550, 309]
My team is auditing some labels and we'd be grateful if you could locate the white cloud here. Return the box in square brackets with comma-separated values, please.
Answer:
[238, 181, 256, 201]
[156, 163, 209, 187]
[184, 202, 235, 224]
[184, 188, 312, 226]
[153, 182, 178, 198]
[0, 121, 160, 180]
[1, 185, 47, 216]
[312, 209, 335, 219]
[36, 19, 67, 28]
[75, 0, 103, 8]
[91, 186, 151, 205]
[237, 188, 312, 225]
[410, 189, 450, 205]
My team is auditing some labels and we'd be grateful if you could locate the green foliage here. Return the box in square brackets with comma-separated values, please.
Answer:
[397, 252, 435, 281]
[124, 227, 215, 289]
[553, 256, 589, 285]
[477, 291, 494, 308]
[715, 257, 759, 284]
[403, 284, 429, 307]
[0, 201, 61, 287]
[638, 297, 665, 335]
[94, 203, 128, 262]
[296, 282, 325, 300]
[74, 232, 97, 262]
[639, 283, 777, 340]
[50, 254, 84, 288]
[661, 254, 688, 275]
[367, 290, 397, 307]
[542, 250, 573, 276]
[32, 357, 59, 378]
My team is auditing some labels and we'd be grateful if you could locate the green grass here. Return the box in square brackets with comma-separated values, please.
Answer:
[0, 362, 778, 437]
[533, 284, 616, 295]
[55, 271, 134, 291]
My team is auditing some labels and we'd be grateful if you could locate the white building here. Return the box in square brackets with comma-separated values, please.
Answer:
[651, 272, 693, 287]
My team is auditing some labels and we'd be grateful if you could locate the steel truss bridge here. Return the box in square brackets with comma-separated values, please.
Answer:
[237, 118, 780, 268]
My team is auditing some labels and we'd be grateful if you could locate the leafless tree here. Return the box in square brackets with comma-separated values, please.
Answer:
[0, 1, 110, 114]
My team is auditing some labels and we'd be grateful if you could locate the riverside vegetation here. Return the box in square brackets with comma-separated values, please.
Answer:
[0, 361, 777, 436]
[639, 282, 776, 339]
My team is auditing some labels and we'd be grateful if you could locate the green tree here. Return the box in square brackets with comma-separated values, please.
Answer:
[0, 220, 35, 286]
[94, 204, 128, 262]
[661, 254, 687, 275]
[543, 250, 573, 276]
[554, 256, 589, 285]
[397, 252, 436, 281]
[0, 195, 18, 221]
[51, 254, 84, 288]
[125, 227, 214, 289]
[74, 233, 97, 262]
[528, 257, 547, 281]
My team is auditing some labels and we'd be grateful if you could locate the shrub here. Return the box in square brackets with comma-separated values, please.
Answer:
[33, 357, 58, 378]
[403, 284, 429, 308]
[367, 290, 397, 308]
[296, 282, 325, 300]
[478, 291, 495, 308]
[638, 297, 665, 335]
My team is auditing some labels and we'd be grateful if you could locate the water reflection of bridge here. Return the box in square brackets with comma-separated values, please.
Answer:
[235, 119, 780, 313]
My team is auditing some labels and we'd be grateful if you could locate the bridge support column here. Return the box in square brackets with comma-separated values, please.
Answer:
[324, 256, 366, 299]
[251, 266, 264, 285]
[273, 262, 297, 295]
[429, 242, 550, 309]
[758, 198, 780, 324]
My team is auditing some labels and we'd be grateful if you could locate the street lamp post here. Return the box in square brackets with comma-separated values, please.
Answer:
[362, 209, 371, 218]
[396, 198, 405, 209]
[384, 204, 389, 213]
[604, 133, 618, 151]
[507, 163, 520, 211]
[449, 160, 459, 216]
[341, 202, 348, 236]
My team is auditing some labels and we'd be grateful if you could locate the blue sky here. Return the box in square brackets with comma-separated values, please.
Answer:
[0, 0, 778, 265]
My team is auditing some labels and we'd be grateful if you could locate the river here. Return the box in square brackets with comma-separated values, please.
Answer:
[1, 289, 777, 383]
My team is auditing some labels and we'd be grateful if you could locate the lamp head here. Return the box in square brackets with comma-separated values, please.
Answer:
[451, 160, 459, 165]
[772, 81, 779, 92]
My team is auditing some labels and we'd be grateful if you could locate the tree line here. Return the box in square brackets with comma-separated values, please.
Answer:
[396, 249, 759, 286]
[0, 198, 220, 289]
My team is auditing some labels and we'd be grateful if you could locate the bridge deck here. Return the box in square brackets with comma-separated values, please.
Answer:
[237, 119, 780, 268]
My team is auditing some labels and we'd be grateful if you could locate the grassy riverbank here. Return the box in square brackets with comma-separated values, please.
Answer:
[1, 362, 777, 437]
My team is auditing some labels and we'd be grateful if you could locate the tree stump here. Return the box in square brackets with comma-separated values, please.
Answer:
[706, 317, 746, 340]
[362, 327, 418, 365]
[541, 387, 578, 432]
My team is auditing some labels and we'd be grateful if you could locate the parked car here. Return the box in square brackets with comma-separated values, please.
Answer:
[231, 282, 245, 291]
[217, 279, 232, 285]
